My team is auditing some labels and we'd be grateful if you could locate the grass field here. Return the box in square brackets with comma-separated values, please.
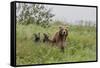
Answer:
[16, 23, 96, 65]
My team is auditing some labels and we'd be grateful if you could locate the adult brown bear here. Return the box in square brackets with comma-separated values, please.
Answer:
[51, 26, 68, 52]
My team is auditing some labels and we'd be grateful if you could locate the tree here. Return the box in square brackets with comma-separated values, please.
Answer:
[16, 3, 55, 27]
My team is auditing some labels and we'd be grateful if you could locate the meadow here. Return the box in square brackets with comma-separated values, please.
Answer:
[16, 23, 96, 65]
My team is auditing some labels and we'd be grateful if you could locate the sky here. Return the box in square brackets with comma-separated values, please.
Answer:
[45, 4, 96, 24]
[16, 3, 96, 25]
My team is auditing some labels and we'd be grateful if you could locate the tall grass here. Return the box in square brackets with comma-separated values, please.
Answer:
[16, 23, 96, 65]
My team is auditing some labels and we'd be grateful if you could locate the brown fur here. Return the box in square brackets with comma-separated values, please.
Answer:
[33, 33, 40, 42]
[51, 26, 68, 52]
[43, 33, 51, 43]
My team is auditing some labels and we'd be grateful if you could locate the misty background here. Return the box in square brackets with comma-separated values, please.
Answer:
[16, 3, 96, 26]
[45, 5, 96, 25]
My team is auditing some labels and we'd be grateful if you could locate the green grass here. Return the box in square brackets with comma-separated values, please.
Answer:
[16, 23, 96, 65]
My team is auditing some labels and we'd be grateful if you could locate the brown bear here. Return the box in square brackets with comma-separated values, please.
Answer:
[51, 26, 68, 52]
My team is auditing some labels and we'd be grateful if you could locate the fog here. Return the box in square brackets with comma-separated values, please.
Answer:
[45, 4, 96, 24]
[16, 3, 96, 25]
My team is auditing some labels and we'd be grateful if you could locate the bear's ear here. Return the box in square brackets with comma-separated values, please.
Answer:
[66, 26, 69, 28]
[59, 26, 63, 30]
[66, 26, 69, 29]
[65, 26, 69, 31]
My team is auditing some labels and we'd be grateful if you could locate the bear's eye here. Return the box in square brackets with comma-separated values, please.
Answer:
[64, 29, 68, 32]
[65, 29, 67, 31]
